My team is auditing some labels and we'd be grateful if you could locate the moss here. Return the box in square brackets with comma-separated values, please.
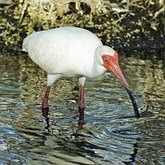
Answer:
[0, 0, 164, 54]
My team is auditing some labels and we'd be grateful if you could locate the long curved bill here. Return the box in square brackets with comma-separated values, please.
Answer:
[124, 87, 140, 118]
[107, 62, 140, 118]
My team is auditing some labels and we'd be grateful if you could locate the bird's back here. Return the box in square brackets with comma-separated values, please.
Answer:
[22, 27, 103, 76]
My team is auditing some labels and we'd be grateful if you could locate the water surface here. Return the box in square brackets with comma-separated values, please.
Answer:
[0, 53, 165, 164]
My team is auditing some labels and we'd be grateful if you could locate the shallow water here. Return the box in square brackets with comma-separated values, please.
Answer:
[0, 53, 165, 165]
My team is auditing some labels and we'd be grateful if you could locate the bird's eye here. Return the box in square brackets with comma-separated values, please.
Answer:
[103, 58, 108, 63]
[102, 55, 110, 64]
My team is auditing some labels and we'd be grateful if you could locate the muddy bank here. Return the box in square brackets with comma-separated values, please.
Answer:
[0, 0, 164, 57]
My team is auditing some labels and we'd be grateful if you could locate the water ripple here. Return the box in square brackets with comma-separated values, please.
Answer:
[0, 55, 164, 164]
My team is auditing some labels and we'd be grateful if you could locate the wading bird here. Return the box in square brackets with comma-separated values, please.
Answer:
[22, 27, 140, 124]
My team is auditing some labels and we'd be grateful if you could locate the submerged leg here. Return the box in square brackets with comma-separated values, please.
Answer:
[78, 84, 85, 110]
[42, 74, 61, 117]
[42, 86, 51, 117]
[78, 77, 86, 126]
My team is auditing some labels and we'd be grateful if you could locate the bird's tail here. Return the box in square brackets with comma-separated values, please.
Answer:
[22, 39, 28, 52]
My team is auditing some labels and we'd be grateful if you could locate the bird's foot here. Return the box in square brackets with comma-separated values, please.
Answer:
[42, 106, 49, 118]
[78, 107, 85, 127]
[42, 97, 49, 117]
[78, 118, 85, 128]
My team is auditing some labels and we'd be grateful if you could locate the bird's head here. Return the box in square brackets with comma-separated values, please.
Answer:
[95, 46, 140, 118]
[95, 46, 129, 90]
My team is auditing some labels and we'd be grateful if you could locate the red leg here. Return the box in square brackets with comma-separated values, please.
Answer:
[78, 84, 85, 126]
[42, 86, 51, 117]
[78, 84, 85, 109]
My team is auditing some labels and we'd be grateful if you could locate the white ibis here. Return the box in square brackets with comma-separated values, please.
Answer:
[22, 27, 140, 123]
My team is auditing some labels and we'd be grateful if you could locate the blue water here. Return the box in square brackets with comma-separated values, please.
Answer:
[0, 54, 165, 164]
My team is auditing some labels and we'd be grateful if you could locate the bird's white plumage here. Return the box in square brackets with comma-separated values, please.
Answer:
[23, 27, 115, 85]
[22, 27, 139, 119]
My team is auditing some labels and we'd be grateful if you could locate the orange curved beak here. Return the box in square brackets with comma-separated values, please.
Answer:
[107, 62, 130, 90]
[102, 53, 140, 118]
[102, 54, 130, 90]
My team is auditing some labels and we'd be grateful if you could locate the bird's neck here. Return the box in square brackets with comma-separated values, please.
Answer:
[88, 61, 106, 80]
